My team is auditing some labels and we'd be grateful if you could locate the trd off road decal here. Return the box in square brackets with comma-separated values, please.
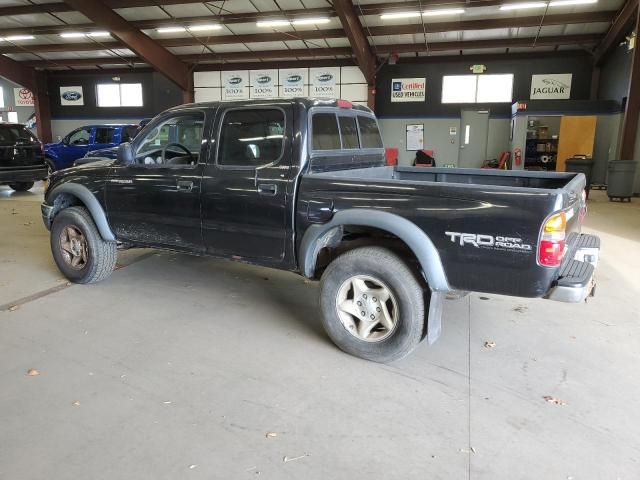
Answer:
[445, 231, 532, 253]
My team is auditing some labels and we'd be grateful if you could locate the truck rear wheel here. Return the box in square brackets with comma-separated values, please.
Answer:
[319, 246, 425, 363]
[50, 206, 117, 284]
[8, 181, 34, 192]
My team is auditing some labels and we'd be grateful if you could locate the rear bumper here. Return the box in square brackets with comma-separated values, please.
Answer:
[0, 166, 48, 183]
[544, 233, 599, 303]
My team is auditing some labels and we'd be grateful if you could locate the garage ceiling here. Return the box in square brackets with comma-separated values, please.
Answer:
[0, 0, 629, 71]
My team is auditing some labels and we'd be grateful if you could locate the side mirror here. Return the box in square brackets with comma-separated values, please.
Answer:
[60, 136, 67, 144]
[117, 142, 134, 165]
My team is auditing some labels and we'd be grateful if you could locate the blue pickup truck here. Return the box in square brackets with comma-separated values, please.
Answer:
[45, 124, 139, 171]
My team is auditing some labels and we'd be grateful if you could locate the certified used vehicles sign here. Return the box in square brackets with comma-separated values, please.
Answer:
[391, 78, 426, 103]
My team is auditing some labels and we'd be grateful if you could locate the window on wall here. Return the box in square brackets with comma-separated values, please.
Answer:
[97, 83, 143, 107]
[442, 74, 514, 104]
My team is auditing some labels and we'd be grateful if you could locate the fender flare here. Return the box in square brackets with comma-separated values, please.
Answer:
[299, 209, 450, 292]
[48, 183, 116, 242]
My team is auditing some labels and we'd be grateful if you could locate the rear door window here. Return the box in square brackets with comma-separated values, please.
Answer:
[338, 116, 359, 149]
[312, 113, 341, 151]
[217, 109, 285, 167]
[94, 127, 115, 144]
[358, 116, 383, 149]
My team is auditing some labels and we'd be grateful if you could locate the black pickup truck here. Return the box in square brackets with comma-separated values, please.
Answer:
[42, 99, 600, 362]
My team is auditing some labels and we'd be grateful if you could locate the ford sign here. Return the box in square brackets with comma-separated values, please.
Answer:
[62, 91, 82, 101]
[256, 76, 271, 84]
[317, 74, 333, 82]
[228, 77, 243, 85]
[287, 74, 302, 84]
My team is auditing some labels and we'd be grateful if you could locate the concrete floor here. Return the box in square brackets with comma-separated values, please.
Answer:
[1, 183, 639, 480]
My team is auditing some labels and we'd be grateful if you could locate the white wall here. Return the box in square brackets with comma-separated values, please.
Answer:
[378, 116, 510, 167]
[193, 66, 368, 104]
[0, 77, 35, 125]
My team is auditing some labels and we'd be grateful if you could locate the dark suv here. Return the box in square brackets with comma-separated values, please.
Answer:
[0, 124, 47, 192]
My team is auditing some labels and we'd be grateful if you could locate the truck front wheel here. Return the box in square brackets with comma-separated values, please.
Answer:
[8, 182, 34, 192]
[319, 246, 425, 363]
[50, 206, 117, 284]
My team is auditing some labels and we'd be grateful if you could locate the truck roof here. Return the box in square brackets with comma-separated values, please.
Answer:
[170, 97, 373, 114]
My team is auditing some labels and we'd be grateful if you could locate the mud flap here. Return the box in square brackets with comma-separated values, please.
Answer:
[427, 291, 445, 345]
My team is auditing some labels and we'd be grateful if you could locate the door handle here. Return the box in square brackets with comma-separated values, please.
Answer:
[177, 180, 193, 192]
[257, 183, 277, 196]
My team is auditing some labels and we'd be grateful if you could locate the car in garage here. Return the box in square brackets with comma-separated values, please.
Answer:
[41, 98, 599, 363]
[0, 123, 47, 192]
[45, 123, 139, 172]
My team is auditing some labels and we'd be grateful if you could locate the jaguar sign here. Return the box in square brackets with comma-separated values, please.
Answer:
[530, 74, 572, 100]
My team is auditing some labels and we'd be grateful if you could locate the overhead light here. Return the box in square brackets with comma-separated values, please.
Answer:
[256, 19, 291, 27]
[60, 32, 86, 38]
[4, 35, 35, 41]
[188, 24, 223, 32]
[423, 8, 465, 16]
[499, 2, 548, 10]
[87, 31, 111, 37]
[156, 26, 186, 33]
[291, 17, 331, 25]
[548, 0, 596, 5]
[380, 11, 422, 20]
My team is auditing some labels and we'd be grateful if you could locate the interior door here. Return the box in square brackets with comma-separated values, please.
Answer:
[201, 104, 293, 265]
[106, 109, 210, 253]
[556, 116, 597, 171]
[458, 109, 489, 168]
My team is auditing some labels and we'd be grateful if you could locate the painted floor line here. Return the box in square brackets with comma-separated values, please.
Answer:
[0, 251, 157, 312]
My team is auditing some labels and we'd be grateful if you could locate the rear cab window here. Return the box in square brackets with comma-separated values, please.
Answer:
[310, 108, 383, 153]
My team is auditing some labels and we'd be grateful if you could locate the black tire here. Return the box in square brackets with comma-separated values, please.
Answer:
[50, 206, 117, 284]
[319, 246, 426, 363]
[8, 181, 34, 192]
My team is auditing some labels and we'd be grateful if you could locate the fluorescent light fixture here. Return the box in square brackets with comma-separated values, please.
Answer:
[60, 32, 86, 38]
[291, 17, 331, 25]
[188, 24, 223, 31]
[256, 19, 291, 27]
[87, 31, 111, 37]
[380, 11, 422, 19]
[4, 35, 35, 41]
[499, 2, 548, 10]
[548, 0, 596, 5]
[423, 8, 465, 16]
[156, 26, 186, 33]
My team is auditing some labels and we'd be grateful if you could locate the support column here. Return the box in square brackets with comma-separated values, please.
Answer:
[620, 8, 640, 160]
[34, 71, 52, 143]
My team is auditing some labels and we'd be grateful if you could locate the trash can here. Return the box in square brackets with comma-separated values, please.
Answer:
[565, 156, 594, 198]
[607, 160, 638, 202]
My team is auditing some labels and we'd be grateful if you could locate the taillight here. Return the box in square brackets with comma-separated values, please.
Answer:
[538, 211, 566, 267]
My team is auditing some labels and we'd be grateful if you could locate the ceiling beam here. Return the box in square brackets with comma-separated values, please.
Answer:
[62, 0, 191, 92]
[594, 0, 638, 65]
[0, 53, 37, 91]
[0, 7, 335, 37]
[331, 0, 377, 83]
[377, 34, 603, 54]
[21, 34, 602, 69]
[0, 11, 615, 56]
[0, 0, 210, 17]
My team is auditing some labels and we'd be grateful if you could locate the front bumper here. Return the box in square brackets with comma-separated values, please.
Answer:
[0, 166, 48, 184]
[545, 233, 600, 303]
